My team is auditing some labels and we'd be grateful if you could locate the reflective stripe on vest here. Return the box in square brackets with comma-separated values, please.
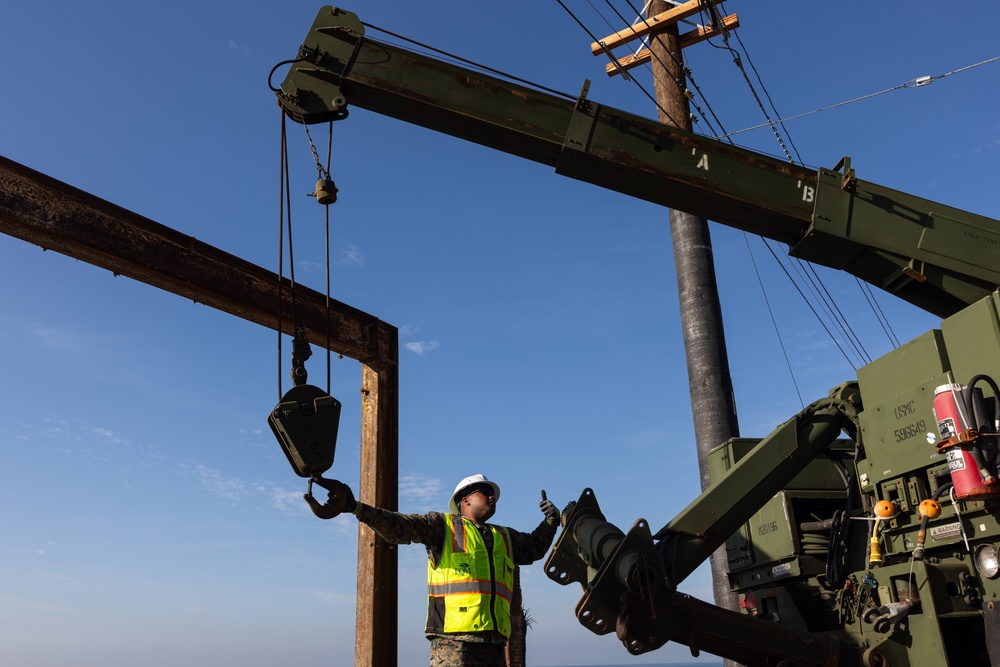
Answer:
[426, 515, 514, 636]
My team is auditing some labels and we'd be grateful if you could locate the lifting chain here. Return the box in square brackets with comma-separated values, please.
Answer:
[302, 121, 338, 205]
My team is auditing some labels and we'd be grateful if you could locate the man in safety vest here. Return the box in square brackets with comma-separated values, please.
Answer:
[305, 474, 561, 667]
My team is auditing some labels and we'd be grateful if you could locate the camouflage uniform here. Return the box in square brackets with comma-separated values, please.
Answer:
[353, 503, 557, 667]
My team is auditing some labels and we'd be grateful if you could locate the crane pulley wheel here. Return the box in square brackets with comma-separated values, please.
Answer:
[268, 383, 342, 478]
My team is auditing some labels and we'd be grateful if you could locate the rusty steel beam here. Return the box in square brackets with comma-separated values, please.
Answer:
[0, 153, 402, 667]
[0, 154, 395, 362]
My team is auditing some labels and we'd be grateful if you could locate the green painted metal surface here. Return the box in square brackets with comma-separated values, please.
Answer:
[276, 8, 1000, 665]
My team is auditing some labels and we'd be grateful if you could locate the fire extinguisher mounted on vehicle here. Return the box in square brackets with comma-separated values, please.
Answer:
[933, 374, 1000, 500]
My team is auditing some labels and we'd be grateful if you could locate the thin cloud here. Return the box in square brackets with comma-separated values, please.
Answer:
[399, 473, 444, 511]
[268, 485, 307, 512]
[404, 340, 439, 356]
[191, 464, 245, 502]
[335, 243, 364, 268]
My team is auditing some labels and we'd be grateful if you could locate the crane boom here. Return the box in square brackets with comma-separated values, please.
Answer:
[277, 6, 1000, 318]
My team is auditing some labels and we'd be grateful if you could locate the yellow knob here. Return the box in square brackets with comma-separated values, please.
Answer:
[919, 499, 942, 519]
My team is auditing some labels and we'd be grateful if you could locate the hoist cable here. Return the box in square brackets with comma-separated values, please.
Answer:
[277, 112, 287, 400]
[744, 233, 803, 407]
[325, 121, 333, 396]
[362, 21, 576, 101]
[284, 145, 298, 323]
[277, 110, 302, 398]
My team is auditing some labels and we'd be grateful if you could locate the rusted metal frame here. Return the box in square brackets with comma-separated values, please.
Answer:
[0, 153, 403, 665]
[356, 323, 399, 667]
[590, 0, 711, 55]
[605, 14, 740, 77]
[0, 154, 382, 361]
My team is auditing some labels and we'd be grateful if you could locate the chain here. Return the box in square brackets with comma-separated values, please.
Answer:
[302, 122, 330, 180]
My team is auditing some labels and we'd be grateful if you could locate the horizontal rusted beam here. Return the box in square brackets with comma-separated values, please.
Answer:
[0, 154, 396, 364]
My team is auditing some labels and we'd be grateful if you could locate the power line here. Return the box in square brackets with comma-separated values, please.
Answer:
[720, 54, 1000, 139]
[744, 234, 803, 407]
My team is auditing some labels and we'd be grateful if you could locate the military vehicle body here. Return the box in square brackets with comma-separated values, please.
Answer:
[276, 7, 1000, 665]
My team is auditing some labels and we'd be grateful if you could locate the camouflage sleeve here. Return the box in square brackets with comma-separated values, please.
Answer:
[506, 517, 558, 565]
[353, 503, 446, 548]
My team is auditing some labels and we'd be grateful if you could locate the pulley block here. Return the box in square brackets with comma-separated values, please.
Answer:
[268, 383, 341, 477]
[315, 179, 338, 205]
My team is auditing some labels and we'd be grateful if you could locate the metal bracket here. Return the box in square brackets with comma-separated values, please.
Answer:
[275, 7, 366, 124]
[832, 155, 856, 191]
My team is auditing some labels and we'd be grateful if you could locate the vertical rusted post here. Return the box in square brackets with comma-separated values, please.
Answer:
[355, 321, 399, 667]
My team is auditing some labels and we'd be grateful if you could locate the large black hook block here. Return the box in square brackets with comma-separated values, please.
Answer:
[268, 384, 341, 477]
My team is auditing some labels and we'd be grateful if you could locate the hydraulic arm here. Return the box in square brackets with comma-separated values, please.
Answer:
[276, 6, 1000, 318]
[543, 383, 860, 663]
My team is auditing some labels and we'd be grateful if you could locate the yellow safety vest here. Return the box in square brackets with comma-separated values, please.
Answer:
[426, 514, 514, 637]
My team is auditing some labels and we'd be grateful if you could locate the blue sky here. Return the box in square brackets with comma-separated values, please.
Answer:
[1, 1, 998, 666]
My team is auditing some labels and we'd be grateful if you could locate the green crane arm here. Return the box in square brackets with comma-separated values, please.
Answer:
[653, 383, 861, 587]
[277, 6, 1000, 317]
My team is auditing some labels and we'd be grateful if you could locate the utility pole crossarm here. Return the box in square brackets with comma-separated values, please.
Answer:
[0, 155, 393, 363]
[604, 14, 740, 77]
[589, 0, 710, 55]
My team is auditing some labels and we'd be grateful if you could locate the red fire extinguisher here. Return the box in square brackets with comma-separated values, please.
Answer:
[933, 379, 1000, 500]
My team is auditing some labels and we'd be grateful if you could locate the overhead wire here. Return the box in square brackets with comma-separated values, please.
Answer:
[802, 261, 872, 366]
[744, 234, 804, 407]
[761, 242, 859, 373]
[648, 2, 867, 373]
[563, 1, 906, 381]
[783, 251, 869, 369]
[723, 13, 804, 164]
[563, 0, 857, 384]
[720, 54, 1000, 139]
[557, 0, 682, 125]
[619, 0, 729, 134]
[704, 2, 876, 367]
[700, 1, 795, 163]
[856, 278, 902, 348]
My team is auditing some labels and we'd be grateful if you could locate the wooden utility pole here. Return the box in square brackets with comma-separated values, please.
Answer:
[644, 0, 743, 641]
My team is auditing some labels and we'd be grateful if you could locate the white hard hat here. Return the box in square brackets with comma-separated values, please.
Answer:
[449, 474, 501, 514]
